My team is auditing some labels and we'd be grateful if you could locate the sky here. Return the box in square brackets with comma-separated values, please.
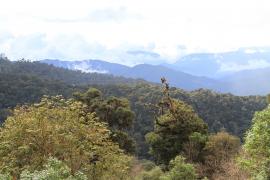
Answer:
[0, 0, 270, 65]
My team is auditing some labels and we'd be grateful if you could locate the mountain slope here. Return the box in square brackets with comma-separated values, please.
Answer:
[42, 59, 130, 74]
[40, 57, 270, 95]
[0, 58, 145, 123]
[40, 59, 227, 92]
[122, 64, 227, 91]
[0, 57, 267, 158]
[220, 67, 270, 95]
[1, 59, 144, 86]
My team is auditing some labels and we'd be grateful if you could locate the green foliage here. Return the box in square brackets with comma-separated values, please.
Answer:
[0, 73, 77, 123]
[0, 96, 132, 179]
[160, 155, 197, 180]
[136, 167, 164, 180]
[140, 160, 157, 171]
[146, 99, 208, 165]
[98, 96, 135, 130]
[74, 88, 135, 129]
[240, 105, 270, 179]
[0, 157, 88, 179]
[136, 156, 197, 180]
[0, 58, 142, 123]
[95, 84, 266, 158]
[0, 59, 142, 86]
[0, 174, 12, 180]
[1, 58, 268, 178]
[183, 132, 208, 162]
[74, 88, 136, 153]
[110, 130, 136, 154]
[0, 59, 84, 123]
[20, 157, 87, 180]
[203, 131, 240, 177]
[0, 58, 267, 160]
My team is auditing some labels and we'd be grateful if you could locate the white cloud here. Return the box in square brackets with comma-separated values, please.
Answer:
[219, 59, 270, 72]
[37, 7, 142, 24]
[0, 0, 270, 64]
[0, 33, 164, 66]
[72, 62, 109, 74]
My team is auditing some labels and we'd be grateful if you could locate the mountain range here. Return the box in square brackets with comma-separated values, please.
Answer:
[41, 59, 227, 92]
[165, 47, 270, 78]
[40, 48, 270, 95]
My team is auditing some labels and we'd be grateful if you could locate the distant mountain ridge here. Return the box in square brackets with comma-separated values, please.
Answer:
[42, 59, 130, 74]
[165, 48, 270, 78]
[41, 52, 270, 95]
[220, 67, 270, 95]
[41, 59, 227, 92]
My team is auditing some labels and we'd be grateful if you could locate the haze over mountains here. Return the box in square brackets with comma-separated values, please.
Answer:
[41, 59, 227, 92]
[41, 47, 270, 96]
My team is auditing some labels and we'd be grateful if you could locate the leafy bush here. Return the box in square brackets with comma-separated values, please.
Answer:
[136, 167, 164, 180]
[240, 105, 270, 179]
[20, 157, 87, 180]
[0, 96, 132, 179]
[160, 156, 197, 180]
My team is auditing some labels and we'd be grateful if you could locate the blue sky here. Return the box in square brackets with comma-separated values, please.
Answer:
[0, 0, 270, 65]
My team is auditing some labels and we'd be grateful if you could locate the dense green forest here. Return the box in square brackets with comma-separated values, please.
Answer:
[0, 56, 270, 179]
[0, 57, 144, 123]
[93, 84, 267, 158]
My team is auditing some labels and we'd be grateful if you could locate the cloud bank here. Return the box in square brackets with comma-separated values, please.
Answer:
[0, 0, 270, 66]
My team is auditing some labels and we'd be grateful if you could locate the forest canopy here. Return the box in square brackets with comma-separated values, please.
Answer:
[0, 56, 269, 179]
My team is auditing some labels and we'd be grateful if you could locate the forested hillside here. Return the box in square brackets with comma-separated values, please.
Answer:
[2, 0, 270, 178]
[0, 57, 145, 123]
[1, 57, 270, 179]
[41, 59, 226, 92]
[0, 57, 267, 158]
[0, 58, 145, 86]
[41, 57, 270, 95]
[93, 84, 267, 158]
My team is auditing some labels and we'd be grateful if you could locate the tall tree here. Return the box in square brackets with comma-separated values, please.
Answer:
[146, 78, 208, 165]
